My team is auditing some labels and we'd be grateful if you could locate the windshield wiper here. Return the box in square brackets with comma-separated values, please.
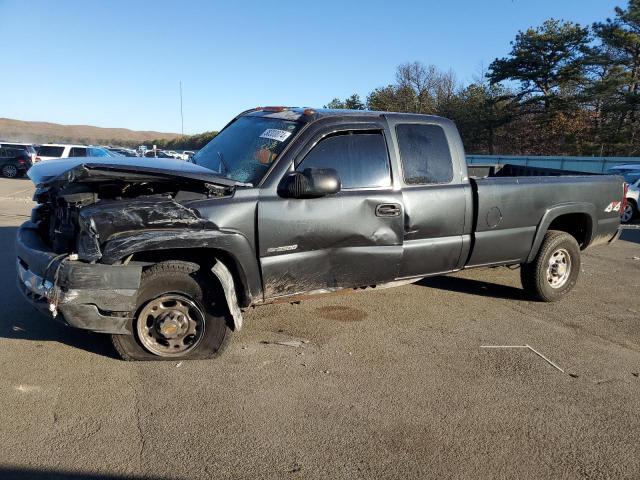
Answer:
[217, 151, 230, 175]
[205, 152, 252, 187]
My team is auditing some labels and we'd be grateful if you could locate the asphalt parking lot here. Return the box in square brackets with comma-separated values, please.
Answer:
[0, 176, 639, 479]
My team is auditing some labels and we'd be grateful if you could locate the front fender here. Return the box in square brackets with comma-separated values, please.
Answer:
[526, 202, 596, 263]
[100, 228, 262, 303]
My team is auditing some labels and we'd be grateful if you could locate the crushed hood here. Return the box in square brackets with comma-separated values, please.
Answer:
[28, 156, 243, 188]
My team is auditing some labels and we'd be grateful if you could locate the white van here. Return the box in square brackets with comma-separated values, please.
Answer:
[36, 144, 112, 161]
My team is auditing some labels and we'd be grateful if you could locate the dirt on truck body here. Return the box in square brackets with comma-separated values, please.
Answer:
[16, 107, 624, 360]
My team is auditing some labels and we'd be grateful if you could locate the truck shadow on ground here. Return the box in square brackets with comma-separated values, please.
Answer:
[0, 467, 171, 480]
[0, 226, 119, 359]
[418, 274, 530, 301]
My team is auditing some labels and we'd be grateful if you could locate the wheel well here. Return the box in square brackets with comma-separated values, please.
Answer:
[130, 248, 251, 307]
[547, 213, 592, 249]
[628, 197, 638, 209]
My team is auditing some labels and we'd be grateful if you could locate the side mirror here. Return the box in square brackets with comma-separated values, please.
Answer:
[279, 168, 341, 199]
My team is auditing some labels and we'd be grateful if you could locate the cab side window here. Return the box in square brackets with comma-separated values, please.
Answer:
[396, 124, 453, 185]
[297, 131, 391, 189]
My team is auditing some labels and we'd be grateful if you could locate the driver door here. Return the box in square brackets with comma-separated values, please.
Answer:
[257, 126, 404, 299]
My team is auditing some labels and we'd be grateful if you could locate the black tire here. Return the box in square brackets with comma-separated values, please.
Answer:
[112, 261, 232, 361]
[621, 200, 636, 224]
[2, 164, 18, 178]
[520, 230, 581, 302]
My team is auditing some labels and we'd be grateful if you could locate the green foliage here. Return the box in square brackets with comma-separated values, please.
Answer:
[588, 0, 640, 153]
[323, 1, 640, 156]
[488, 19, 591, 107]
[450, 82, 517, 155]
[145, 131, 218, 151]
[324, 94, 366, 110]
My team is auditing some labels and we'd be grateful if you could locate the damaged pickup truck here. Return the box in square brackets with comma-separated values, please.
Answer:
[16, 107, 624, 360]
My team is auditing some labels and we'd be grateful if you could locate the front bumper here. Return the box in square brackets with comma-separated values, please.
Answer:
[16, 221, 142, 334]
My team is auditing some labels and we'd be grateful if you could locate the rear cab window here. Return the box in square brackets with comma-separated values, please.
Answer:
[297, 131, 391, 189]
[396, 124, 453, 185]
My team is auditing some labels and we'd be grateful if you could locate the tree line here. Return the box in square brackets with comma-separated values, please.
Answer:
[142, 130, 219, 151]
[325, 1, 640, 157]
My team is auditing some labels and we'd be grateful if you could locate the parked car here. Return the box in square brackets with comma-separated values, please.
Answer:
[1, 147, 32, 177]
[144, 150, 174, 158]
[606, 164, 640, 223]
[623, 178, 640, 223]
[17, 107, 623, 361]
[35, 144, 113, 161]
[108, 147, 138, 157]
[0, 142, 37, 163]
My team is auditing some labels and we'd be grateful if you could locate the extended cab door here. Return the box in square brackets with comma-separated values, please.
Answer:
[257, 121, 404, 300]
[387, 118, 471, 278]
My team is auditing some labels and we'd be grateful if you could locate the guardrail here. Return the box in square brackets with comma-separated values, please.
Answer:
[466, 155, 640, 174]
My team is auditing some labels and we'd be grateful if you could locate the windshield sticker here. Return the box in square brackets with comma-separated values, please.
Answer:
[259, 129, 292, 142]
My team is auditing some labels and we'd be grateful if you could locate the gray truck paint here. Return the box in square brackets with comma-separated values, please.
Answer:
[16, 109, 623, 336]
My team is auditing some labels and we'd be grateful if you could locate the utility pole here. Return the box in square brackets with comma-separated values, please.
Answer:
[179, 81, 184, 136]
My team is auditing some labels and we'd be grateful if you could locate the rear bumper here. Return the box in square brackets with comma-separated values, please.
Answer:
[15, 221, 142, 334]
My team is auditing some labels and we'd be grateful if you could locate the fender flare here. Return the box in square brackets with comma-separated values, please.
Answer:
[526, 202, 597, 263]
[100, 228, 262, 304]
[211, 259, 244, 331]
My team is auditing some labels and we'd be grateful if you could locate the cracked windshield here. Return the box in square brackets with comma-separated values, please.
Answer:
[192, 116, 302, 185]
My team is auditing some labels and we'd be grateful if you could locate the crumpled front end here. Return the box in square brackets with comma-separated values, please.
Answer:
[18, 159, 239, 333]
[16, 221, 142, 334]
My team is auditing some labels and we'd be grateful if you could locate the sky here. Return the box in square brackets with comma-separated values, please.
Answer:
[0, 0, 624, 134]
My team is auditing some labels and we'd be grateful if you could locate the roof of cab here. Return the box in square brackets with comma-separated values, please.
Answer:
[241, 106, 449, 124]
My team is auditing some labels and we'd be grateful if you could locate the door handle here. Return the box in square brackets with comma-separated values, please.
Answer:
[375, 203, 401, 217]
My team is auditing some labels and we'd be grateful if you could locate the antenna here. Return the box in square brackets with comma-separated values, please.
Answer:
[179, 81, 184, 136]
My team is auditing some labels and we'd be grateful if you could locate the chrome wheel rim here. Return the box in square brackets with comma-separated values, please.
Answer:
[621, 204, 633, 223]
[546, 248, 571, 289]
[3, 165, 17, 178]
[136, 294, 205, 357]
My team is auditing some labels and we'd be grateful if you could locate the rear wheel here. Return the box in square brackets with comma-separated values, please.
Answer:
[112, 261, 232, 361]
[520, 230, 581, 302]
[2, 164, 18, 178]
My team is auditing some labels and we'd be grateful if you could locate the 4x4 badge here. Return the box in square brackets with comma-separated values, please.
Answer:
[604, 201, 621, 212]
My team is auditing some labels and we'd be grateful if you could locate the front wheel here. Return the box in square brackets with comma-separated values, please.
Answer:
[112, 261, 232, 361]
[520, 230, 581, 302]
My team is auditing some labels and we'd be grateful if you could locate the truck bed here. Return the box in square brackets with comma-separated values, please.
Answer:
[468, 163, 595, 178]
[465, 174, 623, 268]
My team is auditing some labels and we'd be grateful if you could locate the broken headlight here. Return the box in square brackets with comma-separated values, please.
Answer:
[76, 216, 102, 262]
